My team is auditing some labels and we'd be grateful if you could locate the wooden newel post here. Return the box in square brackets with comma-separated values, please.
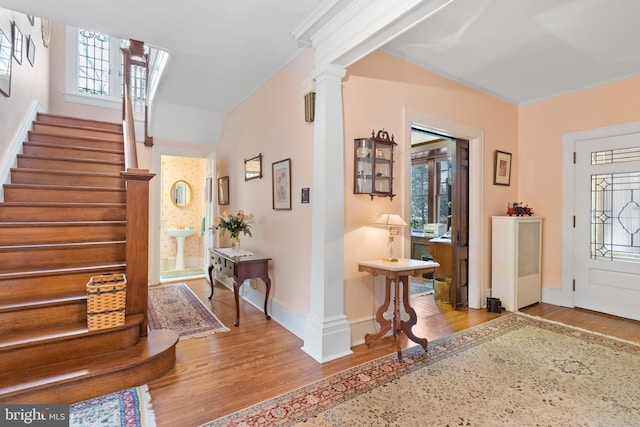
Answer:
[122, 168, 155, 336]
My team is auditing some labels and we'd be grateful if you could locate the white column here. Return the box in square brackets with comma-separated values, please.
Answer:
[302, 64, 352, 362]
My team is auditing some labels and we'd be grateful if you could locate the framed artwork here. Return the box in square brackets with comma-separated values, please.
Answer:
[0, 26, 12, 97]
[12, 21, 22, 64]
[217, 176, 229, 205]
[494, 150, 512, 186]
[272, 158, 291, 210]
[26, 35, 35, 66]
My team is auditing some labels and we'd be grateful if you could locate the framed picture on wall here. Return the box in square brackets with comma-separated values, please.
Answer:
[0, 26, 12, 97]
[26, 35, 35, 66]
[272, 158, 291, 210]
[218, 176, 229, 205]
[12, 21, 22, 64]
[493, 150, 512, 186]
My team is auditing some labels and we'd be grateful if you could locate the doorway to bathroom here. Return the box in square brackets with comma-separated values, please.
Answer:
[159, 155, 207, 282]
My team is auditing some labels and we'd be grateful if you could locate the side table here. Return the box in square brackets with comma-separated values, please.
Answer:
[358, 258, 439, 360]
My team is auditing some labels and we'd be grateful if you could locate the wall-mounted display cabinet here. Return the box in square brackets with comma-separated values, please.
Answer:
[354, 130, 397, 199]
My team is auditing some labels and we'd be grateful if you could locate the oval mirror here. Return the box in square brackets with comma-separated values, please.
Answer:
[170, 180, 193, 208]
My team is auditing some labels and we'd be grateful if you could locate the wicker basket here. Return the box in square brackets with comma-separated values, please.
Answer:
[86, 274, 127, 331]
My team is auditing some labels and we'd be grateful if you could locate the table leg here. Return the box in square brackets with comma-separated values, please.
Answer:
[207, 264, 215, 299]
[233, 280, 241, 327]
[394, 276, 402, 360]
[262, 275, 272, 321]
[399, 275, 428, 352]
[365, 277, 392, 346]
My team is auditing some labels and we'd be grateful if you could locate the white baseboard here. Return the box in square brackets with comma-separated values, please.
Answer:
[0, 101, 44, 200]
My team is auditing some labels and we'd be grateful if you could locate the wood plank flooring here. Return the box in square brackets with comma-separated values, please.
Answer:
[147, 278, 640, 426]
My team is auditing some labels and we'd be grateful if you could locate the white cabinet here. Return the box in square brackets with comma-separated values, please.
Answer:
[491, 216, 542, 312]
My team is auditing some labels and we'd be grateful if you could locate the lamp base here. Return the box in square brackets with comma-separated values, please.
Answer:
[382, 257, 399, 262]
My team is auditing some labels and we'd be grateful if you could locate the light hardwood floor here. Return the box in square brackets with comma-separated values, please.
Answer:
[147, 278, 640, 427]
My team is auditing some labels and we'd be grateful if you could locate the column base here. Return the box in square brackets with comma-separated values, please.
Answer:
[302, 313, 352, 363]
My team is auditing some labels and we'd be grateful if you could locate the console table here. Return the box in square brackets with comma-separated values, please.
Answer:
[208, 248, 272, 326]
[358, 258, 439, 360]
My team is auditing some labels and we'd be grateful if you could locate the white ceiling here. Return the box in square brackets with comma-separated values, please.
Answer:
[2, 0, 639, 119]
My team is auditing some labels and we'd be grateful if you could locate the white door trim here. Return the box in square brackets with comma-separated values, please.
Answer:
[561, 120, 640, 308]
[403, 109, 484, 309]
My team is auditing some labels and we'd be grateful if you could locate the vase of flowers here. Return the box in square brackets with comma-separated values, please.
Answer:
[215, 210, 254, 251]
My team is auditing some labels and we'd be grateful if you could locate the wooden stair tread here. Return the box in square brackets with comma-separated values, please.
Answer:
[24, 141, 125, 155]
[32, 121, 123, 135]
[4, 183, 125, 191]
[10, 167, 122, 178]
[0, 329, 178, 400]
[28, 131, 125, 146]
[0, 263, 126, 280]
[0, 240, 125, 250]
[0, 201, 125, 207]
[0, 291, 86, 312]
[0, 315, 143, 350]
[17, 153, 125, 166]
[0, 220, 126, 228]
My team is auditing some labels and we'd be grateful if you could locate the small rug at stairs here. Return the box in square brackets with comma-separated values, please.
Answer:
[70, 385, 155, 427]
[202, 313, 640, 426]
[148, 283, 229, 340]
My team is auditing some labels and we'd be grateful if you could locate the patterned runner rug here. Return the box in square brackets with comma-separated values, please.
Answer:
[202, 313, 640, 426]
[148, 283, 229, 340]
[70, 385, 154, 427]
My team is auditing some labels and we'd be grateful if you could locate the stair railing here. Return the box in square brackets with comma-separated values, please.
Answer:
[121, 40, 155, 336]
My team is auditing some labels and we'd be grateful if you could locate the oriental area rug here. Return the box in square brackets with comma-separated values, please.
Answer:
[148, 283, 229, 340]
[70, 385, 155, 427]
[203, 313, 640, 426]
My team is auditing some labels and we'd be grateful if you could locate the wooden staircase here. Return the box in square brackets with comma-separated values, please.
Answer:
[0, 113, 178, 404]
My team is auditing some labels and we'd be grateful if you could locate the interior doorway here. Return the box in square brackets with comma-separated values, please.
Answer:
[409, 127, 469, 308]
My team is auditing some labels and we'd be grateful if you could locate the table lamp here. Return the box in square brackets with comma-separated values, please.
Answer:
[373, 213, 407, 262]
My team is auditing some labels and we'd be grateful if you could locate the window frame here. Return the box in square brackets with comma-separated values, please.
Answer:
[64, 26, 122, 110]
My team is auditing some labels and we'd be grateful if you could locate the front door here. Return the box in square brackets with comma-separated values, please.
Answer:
[574, 131, 640, 320]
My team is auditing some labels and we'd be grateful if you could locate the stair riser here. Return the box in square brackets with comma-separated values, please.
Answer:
[0, 223, 126, 245]
[0, 331, 177, 404]
[0, 301, 86, 336]
[10, 169, 124, 187]
[3, 187, 126, 203]
[17, 156, 124, 174]
[0, 243, 126, 273]
[36, 113, 123, 133]
[0, 205, 126, 222]
[23, 144, 125, 163]
[28, 132, 123, 151]
[0, 324, 140, 375]
[0, 267, 125, 300]
[32, 123, 123, 141]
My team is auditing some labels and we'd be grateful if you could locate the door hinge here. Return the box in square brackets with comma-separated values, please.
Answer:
[573, 215, 576, 227]
[572, 279, 576, 291]
[573, 151, 576, 164]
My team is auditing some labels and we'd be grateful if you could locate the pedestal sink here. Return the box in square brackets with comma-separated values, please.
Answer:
[167, 228, 196, 270]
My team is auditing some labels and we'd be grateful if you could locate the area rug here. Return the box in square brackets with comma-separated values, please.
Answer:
[202, 313, 640, 426]
[148, 283, 229, 340]
[409, 276, 434, 296]
[70, 385, 155, 427]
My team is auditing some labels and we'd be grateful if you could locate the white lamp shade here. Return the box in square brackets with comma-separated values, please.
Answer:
[373, 213, 407, 227]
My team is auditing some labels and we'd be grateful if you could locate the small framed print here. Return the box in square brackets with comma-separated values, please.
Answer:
[217, 176, 229, 205]
[272, 158, 291, 210]
[12, 21, 22, 64]
[26, 35, 35, 66]
[494, 150, 512, 186]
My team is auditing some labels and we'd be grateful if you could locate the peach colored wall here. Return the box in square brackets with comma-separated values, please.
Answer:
[518, 76, 640, 289]
[216, 49, 315, 314]
[0, 9, 50, 161]
[342, 51, 518, 321]
[160, 155, 206, 265]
